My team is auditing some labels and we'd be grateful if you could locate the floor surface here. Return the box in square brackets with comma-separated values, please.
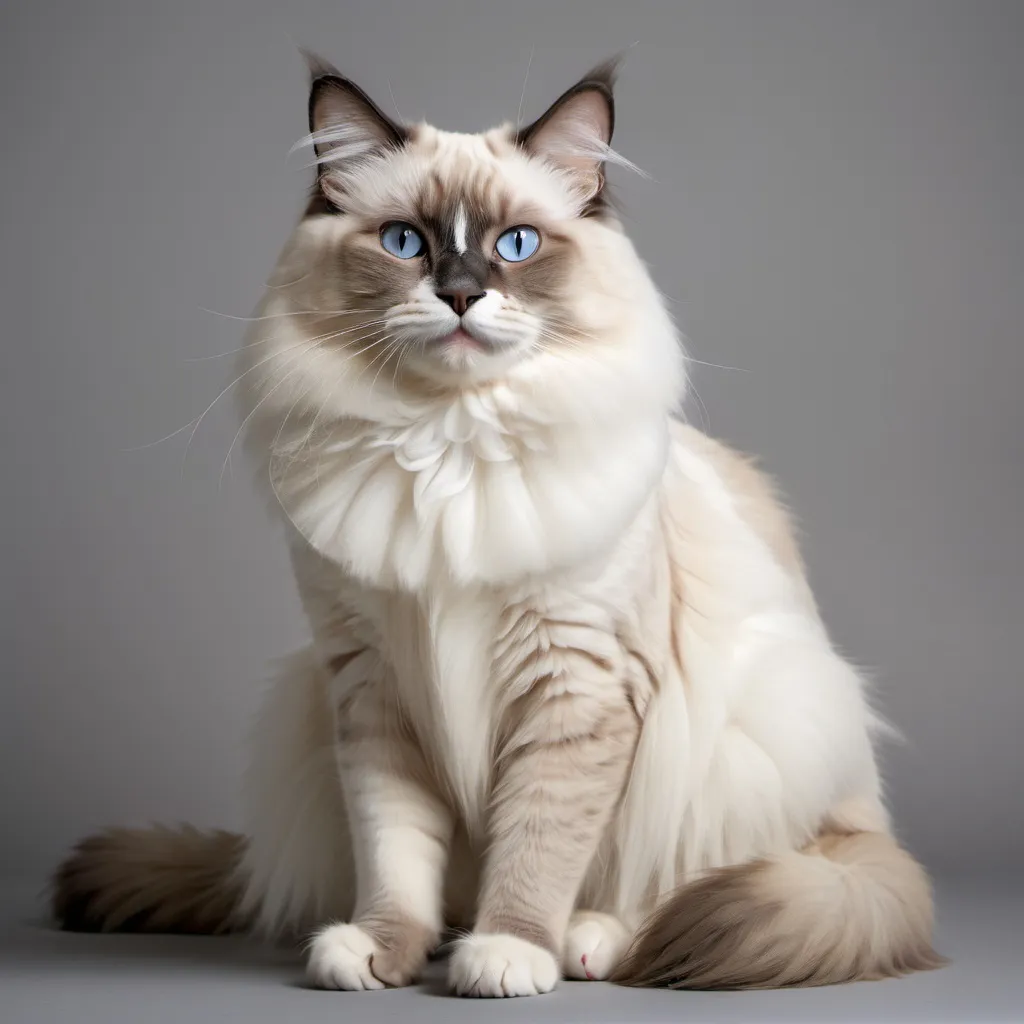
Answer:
[2, 877, 1020, 1023]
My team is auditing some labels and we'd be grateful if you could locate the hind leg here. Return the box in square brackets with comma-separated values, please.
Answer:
[563, 911, 632, 980]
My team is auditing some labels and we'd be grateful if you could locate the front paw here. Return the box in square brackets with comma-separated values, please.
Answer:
[307, 923, 386, 991]
[448, 933, 559, 997]
[563, 911, 631, 980]
[306, 920, 430, 990]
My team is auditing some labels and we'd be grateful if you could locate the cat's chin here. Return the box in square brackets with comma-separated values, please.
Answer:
[401, 330, 531, 387]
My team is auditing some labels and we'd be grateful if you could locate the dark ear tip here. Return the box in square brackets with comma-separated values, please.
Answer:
[515, 51, 623, 149]
[580, 41, 638, 95]
[305, 64, 410, 150]
[300, 47, 341, 84]
[581, 52, 626, 93]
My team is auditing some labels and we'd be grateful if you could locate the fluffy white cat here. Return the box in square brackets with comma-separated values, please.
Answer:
[53, 55, 942, 997]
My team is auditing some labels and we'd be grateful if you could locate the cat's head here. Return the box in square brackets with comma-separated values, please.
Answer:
[243, 58, 686, 584]
[252, 54, 682, 405]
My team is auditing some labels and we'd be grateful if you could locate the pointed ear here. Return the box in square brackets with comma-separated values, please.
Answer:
[515, 57, 619, 201]
[303, 52, 408, 166]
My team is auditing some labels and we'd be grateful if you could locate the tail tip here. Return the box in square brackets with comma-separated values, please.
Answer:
[47, 824, 247, 935]
[49, 829, 130, 932]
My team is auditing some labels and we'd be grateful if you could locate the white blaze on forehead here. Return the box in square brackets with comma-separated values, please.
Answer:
[453, 203, 468, 254]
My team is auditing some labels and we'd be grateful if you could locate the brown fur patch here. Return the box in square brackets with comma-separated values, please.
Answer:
[302, 189, 336, 219]
[327, 648, 367, 676]
[612, 830, 946, 989]
[357, 907, 440, 986]
[51, 825, 248, 935]
[475, 671, 642, 964]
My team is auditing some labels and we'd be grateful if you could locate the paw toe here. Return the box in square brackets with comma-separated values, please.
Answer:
[449, 933, 559, 997]
[306, 923, 385, 991]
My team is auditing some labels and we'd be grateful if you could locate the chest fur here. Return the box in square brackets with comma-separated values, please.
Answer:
[378, 586, 502, 827]
[268, 396, 668, 592]
[295, 532, 662, 829]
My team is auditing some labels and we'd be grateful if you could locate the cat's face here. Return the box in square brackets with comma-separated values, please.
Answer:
[289, 59, 636, 388]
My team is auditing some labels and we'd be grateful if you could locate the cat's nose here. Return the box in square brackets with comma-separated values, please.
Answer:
[436, 290, 485, 317]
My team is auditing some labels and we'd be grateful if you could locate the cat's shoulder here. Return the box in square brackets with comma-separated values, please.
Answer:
[666, 417, 809, 585]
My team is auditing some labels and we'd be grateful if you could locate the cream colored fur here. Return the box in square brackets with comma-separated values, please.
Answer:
[52, 59, 942, 996]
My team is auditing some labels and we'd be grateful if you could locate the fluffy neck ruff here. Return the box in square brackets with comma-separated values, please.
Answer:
[270, 398, 669, 590]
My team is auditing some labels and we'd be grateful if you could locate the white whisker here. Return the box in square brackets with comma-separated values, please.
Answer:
[688, 382, 711, 433]
[219, 349, 322, 488]
[187, 318, 392, 361]
[367, 341, 404, 395]
[516, 46, 536, 130]
[264, 267, 313, 290]
[386, 78, 404, 122]
[288, 329, 394, 465]
[199, 306, 388, 324]
[364, 337, 404, 392]
[685, 356, 749, 373]
[122, 420, 200, 454]
[180, 337, 321, 476]
[271, 381, 317, 459]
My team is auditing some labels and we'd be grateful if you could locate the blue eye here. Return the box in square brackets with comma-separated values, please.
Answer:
[380, 222, 425, 259]
[495, 226, 540, 263]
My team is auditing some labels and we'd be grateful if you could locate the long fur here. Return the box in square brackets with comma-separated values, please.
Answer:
[614, 830, 945, 988]
[52, 57, 942, 996]
[52, 825, 247, 935]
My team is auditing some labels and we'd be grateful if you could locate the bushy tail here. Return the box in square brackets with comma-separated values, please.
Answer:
[51, 824, 249, 935]
[614, 830, 946, 989]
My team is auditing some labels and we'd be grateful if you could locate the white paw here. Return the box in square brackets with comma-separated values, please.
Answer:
[563, 912, 631, 981]
[306, 923, 384, 991]
[448, 933, 559, 997]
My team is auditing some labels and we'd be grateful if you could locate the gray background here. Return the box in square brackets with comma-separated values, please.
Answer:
[2, 0, 1022, 889]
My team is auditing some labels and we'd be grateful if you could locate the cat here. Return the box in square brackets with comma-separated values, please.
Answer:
[52, 54, 944, 997]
